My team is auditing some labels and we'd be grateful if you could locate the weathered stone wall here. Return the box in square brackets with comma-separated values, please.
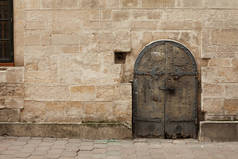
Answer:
[1, 0, 238, 139]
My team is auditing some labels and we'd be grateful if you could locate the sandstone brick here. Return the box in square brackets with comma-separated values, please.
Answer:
[25, 85, 69, 101]
[64, 102, 85, 122]
[119, 83, 132, 100]
[177, 0, 204, 8]
[79, 0, 103, 9]
[0, 84, 24, 97]
[113, 100, 132, 122]
[105, 0, 119, 8]
[51, 34, 79, 45]
[112, 11, 130, 21]
[159, 21, 202, 30]
[70, 86, 96, 101]
[204, 0, 238, 8]
[211, 29, 238, 46]
[24, 71, 57, 84]
[101, 9, 112, 20]
[55, 0, 79, 8]
[224, 99, 238, 115]
[25, 21, 47, 30]
[132, 11, 153, 20]
[202, 83, 225, 97]
[121, 0, 138, 8]
[24, 0, 40, 9]
[225, 85, 238, 99]
[202, 98, 224, 114]
[96, 85, 115, 101]
[24, 30, 41, 46]
[0, 109, 20, 122]
[208, 58, 232, 67]
[0, 71, 6, 83]
[41, 0, 78, 9]
[202, 67, 238, 83]
[21, 101, 68, 122]
[142, 0, 175, 8]
[6, 67, 24, 84]
[131, 21, 157, 31]
[4, 97, 24, 109]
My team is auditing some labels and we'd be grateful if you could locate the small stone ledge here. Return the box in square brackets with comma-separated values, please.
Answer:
[199, 121, 238, 142]
[0, 122, 132, 139]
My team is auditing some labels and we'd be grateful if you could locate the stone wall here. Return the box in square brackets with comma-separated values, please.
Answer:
[1, 0, 238, 139]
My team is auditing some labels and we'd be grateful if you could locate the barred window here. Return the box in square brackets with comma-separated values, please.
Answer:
[0, 0, 13, 63]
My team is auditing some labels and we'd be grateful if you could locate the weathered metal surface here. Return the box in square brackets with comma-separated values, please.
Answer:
[133, 41, 198, 138]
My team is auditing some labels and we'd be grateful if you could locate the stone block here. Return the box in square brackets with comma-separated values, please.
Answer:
[55, 0, 79, 8]
[204, 0, 238, 9]
[202, 67, 238, 83]
[51, 34, 79, 45]
[4, 97, 24, 109]
[176, 0, 204, 8]
[121, 0, 138, 8]
[0, 71, 6, 83]
[199, 121, 238, 142]
[96, 85, 115, 101]
[25, 21, 47, 30]
[24, 85, 69, 101]
[159, 21, 202, 30]
[225, 85, 238, 99]
[202, 83, 225, 97]
[24, 0, 40, 9]
[41, 0, 79, 9]
[119, 83, 132, 100]
[6, 67, 24, 84]
[0, 83, 24, 97]
[24, 30, 41, 46]
[105, 0, 119, 8]
[208, 58, 232, 67]
[64, 102, 85, 122]
[83, 102, 114, 121]
[70, 86, 96, 101]
[24, 71, 57, 84]
[211, 29, 238, 46]
[0, 109, 20, 122]
[113, 100, 132, 122]
[79, 0, 103, 9]
[21, 101, 68, 122]
[142, 0, 175, 8]
[224, 99, 238, 115]
[112, 11, 130, 21]
[132, 10, 162, 20]
[131, 21, 157, 31]
[202, 98, 224, 114]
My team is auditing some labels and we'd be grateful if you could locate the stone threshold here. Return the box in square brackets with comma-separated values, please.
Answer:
[0, 122, 132, 139]
[199, 121, 238, 142]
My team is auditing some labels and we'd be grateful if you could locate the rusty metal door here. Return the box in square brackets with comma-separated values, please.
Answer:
[133, 41, 198, 138]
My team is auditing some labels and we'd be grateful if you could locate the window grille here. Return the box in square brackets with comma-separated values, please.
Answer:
[0, 0, 13, 63]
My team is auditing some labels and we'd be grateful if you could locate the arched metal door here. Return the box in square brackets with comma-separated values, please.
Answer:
[133, 41, 198, 138]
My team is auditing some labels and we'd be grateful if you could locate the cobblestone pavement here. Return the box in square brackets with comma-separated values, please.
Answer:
[0, 136, 238, 159]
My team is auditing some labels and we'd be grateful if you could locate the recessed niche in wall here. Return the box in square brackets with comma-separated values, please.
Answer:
[114, 51, 128, 64]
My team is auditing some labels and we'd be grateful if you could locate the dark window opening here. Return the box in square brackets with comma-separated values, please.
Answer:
[114, 52, 127, 64]
[0, 0, 13, 63]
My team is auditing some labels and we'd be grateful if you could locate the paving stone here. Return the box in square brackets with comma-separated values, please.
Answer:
[0, 137, 238, 159]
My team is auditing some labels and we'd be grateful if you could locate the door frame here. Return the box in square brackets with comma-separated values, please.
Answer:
[132, 40, 199, 138]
